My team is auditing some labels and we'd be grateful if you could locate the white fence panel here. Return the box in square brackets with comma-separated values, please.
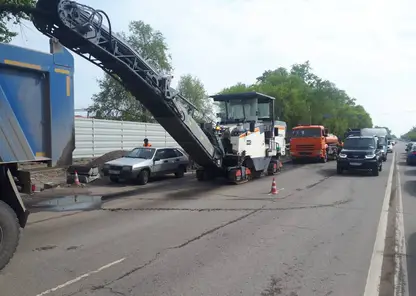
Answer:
[73, 118, 179, 159]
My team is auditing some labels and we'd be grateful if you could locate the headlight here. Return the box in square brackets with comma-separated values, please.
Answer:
[122, 166, 132, 171]
[365, 154, 376, 159]
[339, 153, 347, 158]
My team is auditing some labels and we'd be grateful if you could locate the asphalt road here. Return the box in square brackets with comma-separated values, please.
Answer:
[0, 154, 398, 296]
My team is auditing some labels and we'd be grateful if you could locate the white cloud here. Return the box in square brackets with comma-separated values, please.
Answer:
[8, 0, 416, 135]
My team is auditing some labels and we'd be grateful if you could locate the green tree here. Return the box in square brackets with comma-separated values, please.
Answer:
[176, 74, 214, 122]
[218, 61, 373, 138]
[401, 127, 416, 141]
[88, 20, 172, 121]
[0, 0, 35, 43]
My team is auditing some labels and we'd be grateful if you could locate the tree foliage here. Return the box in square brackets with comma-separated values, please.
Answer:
[88, 20, 172, 121]
[219, 61, 373, 137]
[401, 127, 416, 141]
[0, 0, 35, 43]
[176, 74, 214, 122]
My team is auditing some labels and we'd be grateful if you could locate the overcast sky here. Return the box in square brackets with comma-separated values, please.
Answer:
[9, 0, 416, 135]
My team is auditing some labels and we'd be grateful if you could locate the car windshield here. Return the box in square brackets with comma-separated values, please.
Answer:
[344, 138, 375, 149]
[125, 148, 155, 159]
[292, 128, 321, 138]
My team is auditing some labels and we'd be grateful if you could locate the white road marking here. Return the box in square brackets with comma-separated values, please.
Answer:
[35, 258, 126, 296]
[394, 166, 409, 296]
[363, 152, 395, 296]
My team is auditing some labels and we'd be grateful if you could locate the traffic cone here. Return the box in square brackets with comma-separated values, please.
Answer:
[74, 170, 81, 186]
[270, 178, 278, 195]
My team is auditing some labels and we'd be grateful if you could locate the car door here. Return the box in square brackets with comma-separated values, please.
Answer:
[163, 148, 180, 173]
[153, 149, 170, 175]
[172, 149, 188, 168]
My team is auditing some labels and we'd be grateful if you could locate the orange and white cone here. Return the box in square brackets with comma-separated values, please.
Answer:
[74, 170, 81, 186]
[269, 178, 278, 195]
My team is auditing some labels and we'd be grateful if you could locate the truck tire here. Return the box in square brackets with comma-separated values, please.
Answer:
[109, 176, 119, 183]
[0, 200, 20, 271]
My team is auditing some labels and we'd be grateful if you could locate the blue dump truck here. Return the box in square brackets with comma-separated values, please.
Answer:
[0, 39, 74, 269]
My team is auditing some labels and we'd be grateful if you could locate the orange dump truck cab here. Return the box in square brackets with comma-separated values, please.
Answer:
[290, 125, 339, 163]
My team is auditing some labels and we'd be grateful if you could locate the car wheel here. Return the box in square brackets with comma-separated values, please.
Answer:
[137, 169, 149, 185]
[372, 166, 379, 176]
[175, 166, 185, 178]
[109, 176, 119, 183]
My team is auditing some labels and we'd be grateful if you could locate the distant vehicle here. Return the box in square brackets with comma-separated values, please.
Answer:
[407, 145, 416, 165]
[387, 140, 394, 153]
[290, 125, 339, 163]
[337, 136, 383, 176]
[103, 147, 189, 185]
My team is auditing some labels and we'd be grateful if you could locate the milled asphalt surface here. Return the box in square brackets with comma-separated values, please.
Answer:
[0, 156, 396, 296]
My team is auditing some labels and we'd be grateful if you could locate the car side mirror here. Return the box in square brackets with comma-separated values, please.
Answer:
[153, 157, 160, 162]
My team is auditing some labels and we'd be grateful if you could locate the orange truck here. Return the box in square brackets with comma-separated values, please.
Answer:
[290, 125, 339, 163]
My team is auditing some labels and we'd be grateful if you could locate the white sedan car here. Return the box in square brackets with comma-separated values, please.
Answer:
[387, 140, 393, 153]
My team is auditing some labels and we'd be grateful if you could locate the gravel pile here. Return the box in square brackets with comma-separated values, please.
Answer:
[86, 150, 128, 169]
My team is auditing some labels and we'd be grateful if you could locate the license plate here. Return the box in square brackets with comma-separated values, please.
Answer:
[350, 162, 361, 166]
[109, 170, 120, 174]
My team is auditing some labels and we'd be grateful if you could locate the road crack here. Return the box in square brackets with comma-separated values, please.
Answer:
[99, 252, 160, 285]
[101, 199, 352, 213]
[169, 207, 263, 249]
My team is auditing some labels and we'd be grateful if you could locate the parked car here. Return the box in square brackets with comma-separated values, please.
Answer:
[407, 145, 416, 165]
[102, 147, 189, 184]
[387, 140, 393, 153]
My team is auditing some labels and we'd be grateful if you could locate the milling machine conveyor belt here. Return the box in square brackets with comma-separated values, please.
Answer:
[29, 0, 223, 168]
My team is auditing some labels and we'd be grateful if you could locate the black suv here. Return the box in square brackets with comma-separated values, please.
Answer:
[337, 136, 383, 176]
